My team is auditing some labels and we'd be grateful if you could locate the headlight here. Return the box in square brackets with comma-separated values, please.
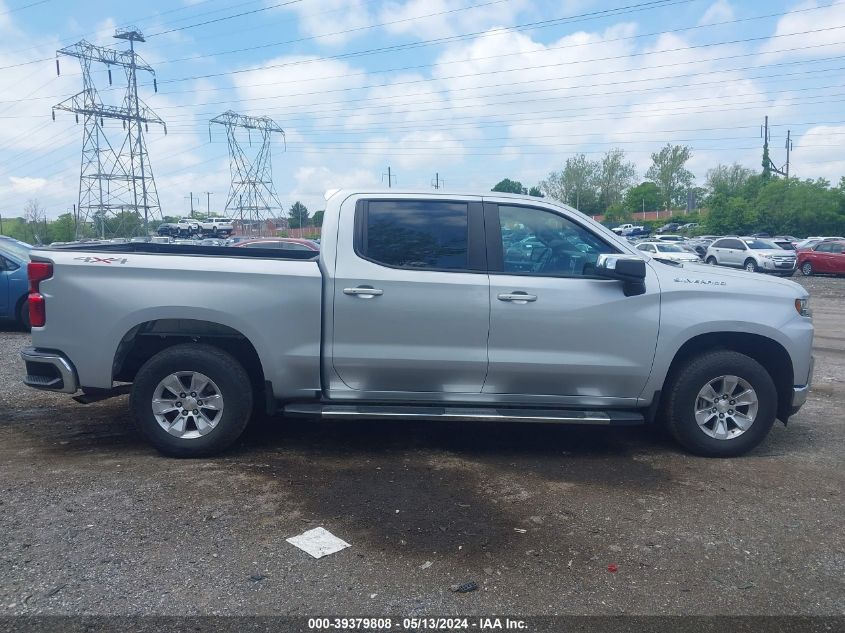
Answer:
[795, 298, 812, 317]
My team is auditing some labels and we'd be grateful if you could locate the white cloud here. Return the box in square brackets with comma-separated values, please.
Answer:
[377, 0, 531, 40]
[277, 0, 373, 46]
[759, 1, 845, 59]
[8, 176, 47, 192]
[794, 125, 845, 183]
[698, 0, 734, 26]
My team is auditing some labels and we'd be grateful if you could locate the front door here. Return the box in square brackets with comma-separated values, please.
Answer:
[331, 197, 490, 396]
[484, 202, 660, 405]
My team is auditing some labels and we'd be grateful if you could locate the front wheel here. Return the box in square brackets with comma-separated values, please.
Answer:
[130, 344, 253, 457]
[801, 261, 813, 276]
[706, 256, 717, 265]
[664, 351, 777, 457]
[744, 259, 758, 273]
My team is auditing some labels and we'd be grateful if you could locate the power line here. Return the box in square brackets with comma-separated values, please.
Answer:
[146, 0, 303, 37]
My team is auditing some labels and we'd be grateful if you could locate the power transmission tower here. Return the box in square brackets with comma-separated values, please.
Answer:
[53, 28, 166, 237]
[209, 110, 285, 237]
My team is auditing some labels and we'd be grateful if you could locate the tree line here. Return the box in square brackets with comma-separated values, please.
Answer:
[493, 144, 845, 236]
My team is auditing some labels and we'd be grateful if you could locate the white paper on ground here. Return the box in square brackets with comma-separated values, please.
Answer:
[286, 527, 351, 559]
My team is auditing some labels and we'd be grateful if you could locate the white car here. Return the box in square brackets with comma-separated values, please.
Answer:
[611, 223, 635, 235]
[177, 218, 201, 236]
[200, 217, 234, 237]
[654, 234, 686, 242]
[705, 237, 796, 276]
[636, 241, 701, 263]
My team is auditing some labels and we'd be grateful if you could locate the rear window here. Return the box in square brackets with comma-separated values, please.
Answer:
[360, 200, 468, 270]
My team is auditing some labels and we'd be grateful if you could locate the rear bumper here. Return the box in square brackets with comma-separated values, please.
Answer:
[20, 347, 79, 394]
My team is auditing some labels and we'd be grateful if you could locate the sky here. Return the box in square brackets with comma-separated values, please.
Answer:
[0, 0, 844, 220]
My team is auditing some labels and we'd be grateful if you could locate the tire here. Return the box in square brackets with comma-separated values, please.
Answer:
[801, 261, 813, 276]
[744, 259, 758, 273]
[664, 350, 777, 457]
[706, 256, 717, 265]
[130, 343, 253, 457]
[17, 298, 30, 330]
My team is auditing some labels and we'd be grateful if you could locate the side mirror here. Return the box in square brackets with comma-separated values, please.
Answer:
[595, 254, 647, 297]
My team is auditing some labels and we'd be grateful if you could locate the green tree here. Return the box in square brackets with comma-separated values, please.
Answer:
[287, 201, 310, 229]
[528, 186, 544, 197]
[492, 178, 526, 194]
[312, 210, 325, 227]
[705, 163, 755, 200]
[597, 148, 637, 210]
[540, 154, 601, 214]
[49, 213, 77, 243]
[645, 144, 694, 210]
[622, 181, 662, 213]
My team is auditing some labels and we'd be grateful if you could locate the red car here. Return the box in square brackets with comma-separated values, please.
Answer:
[797, 240, 845, 276]
[233, 238, 319, 252]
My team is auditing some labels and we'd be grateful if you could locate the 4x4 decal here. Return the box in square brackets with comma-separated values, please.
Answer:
[73, 256, 128, 265]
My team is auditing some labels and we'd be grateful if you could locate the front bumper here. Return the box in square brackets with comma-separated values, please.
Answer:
[20, 347, 79, 394]
[791, 356, 814, 409]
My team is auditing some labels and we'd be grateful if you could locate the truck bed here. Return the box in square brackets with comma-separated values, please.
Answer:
[47, 242, 318, 260]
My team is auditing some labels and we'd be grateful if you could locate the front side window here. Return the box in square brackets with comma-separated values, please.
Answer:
[362, 200, 468, 270]
[497, 205, 615, 276]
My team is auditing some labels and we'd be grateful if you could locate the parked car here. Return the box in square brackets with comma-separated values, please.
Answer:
[20, 189, 813, 459]
[199, 217, 234, 237]
[635, 241, 701, 263]
[156, 223, 179, 237]
[771, 238, 796, 251]
[796, 236, 845, 251]
[679, 223, 699, 230]
[797, 240, 845, 276]
[621, 226, 651, 238]
[654, 234, 686, 242]
[705, 237, 796, 275]
[233, 238, 319, 251]
[611, 223, 635, 235]
[199, 238, 226, 247]
[686, 238, 715, 258]
[0, 237, 32, 328]
[225, 236, 254, 246]
[176, 218, 201, 237]
[657, 222, 680, 234]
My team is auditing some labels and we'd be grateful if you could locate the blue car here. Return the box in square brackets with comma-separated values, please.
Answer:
[0, 237, 32, 328]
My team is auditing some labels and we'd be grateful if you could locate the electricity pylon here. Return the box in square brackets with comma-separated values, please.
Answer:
[53, 28, 166, 237]
[209, 110, 285, 236]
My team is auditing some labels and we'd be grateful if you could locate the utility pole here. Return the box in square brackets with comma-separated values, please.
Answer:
[185, 192, 199, 217]
[431, 172, 443, 189]
[203, 191, 213, 217]
[785, 130, 793, 180]
[382, 167, 397, 188]
[762, 115, 788, 179]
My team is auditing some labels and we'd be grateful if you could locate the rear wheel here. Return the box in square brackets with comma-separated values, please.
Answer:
[130, 344, 253, 457]
[664, 351, 777, 457]
[801, 261, 813, 276]
[744, 259, 758, 273]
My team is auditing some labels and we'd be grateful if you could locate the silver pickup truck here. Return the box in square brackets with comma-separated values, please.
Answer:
[21, 190, 814, 458]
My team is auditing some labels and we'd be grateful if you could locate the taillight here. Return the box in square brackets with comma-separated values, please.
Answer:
[27, 261, 53, 328]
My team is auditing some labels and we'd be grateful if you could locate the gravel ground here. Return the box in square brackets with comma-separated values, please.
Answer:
[0, 276, 843, 618]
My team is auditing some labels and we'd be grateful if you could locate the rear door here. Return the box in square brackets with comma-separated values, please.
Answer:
[812, 243, 832, 272]
[330, 197, 490, 396]
[484, 201, 660, 405]
[828, 243, 845, 273]
[0, 256, 10, 317]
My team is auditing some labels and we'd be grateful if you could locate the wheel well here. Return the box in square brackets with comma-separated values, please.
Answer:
[113, 319, 265, 395]
[664, 332, 794, 421]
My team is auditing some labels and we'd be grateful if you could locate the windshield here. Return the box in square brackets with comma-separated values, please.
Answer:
[0, 238, 32, 261]
[656, 244, 684, 252]
[744, 239, 778, 249]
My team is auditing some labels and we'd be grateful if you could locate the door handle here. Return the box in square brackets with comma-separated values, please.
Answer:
[498, 292, 537, 303]
[343, 286, 383, 298]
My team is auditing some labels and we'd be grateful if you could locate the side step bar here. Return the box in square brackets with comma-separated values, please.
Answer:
[283, 404, 644, 426]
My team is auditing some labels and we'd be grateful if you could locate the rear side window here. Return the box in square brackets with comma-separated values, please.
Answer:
[360, 200, 468, 270]
[831, 243, 845, 254]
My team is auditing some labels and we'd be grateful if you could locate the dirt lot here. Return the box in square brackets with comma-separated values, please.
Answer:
[0, 276, 843, 618]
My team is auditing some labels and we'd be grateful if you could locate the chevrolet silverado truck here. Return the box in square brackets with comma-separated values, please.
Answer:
[21, 190, 814, 458]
